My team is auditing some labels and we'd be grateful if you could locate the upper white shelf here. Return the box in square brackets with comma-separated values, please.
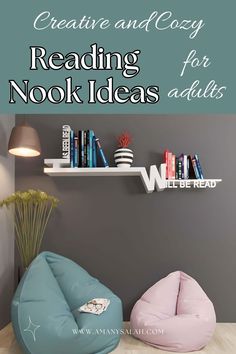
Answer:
[44, 159, 222, 194]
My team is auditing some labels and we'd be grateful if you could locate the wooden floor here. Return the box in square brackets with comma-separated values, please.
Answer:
[0, 323, 236, 354]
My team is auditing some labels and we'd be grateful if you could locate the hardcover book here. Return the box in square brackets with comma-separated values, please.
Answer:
[171, 154, 176, 180]
[92, 136, 97, 167]
[167, 151, 173, 179]
[188, 155, 196, 179]
[183, 155, 188, 179]
[89, 130, 95, 168]
[70, 129, 74, 168]
[95, 137, 109, 167]
[84, 130, 87, 167]
[164, 150, 169, 178]
[79, 130, 84, 167]
[73, 133, 78, 168]
[177, 155, 183, 179]
[194, 154, 204, 179]
[191, 156, 200, 179]
[62, 125, 71, 160]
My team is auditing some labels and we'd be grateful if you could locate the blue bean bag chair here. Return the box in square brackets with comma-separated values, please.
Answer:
[11, 252, 123, 354]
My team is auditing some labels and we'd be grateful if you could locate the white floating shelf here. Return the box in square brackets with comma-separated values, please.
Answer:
[44, 159, 222, 194]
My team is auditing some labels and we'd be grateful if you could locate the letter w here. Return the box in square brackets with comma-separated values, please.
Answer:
[140, 164, 166, 193]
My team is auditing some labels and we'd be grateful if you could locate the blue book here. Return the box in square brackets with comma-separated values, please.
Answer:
[192, 156, 200, 179]
[84, 131, 88, 167]
[70, 130, 74, 168]
[194, 154, 204, 179]
[86, 130, 89, 167]
[79, 130, 85, 167]
[95, 137, 109, 167]
[89, 130, 94, 168]
[92, 136, 97, 167]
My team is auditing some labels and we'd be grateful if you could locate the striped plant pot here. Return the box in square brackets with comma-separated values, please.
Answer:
[114, 148, 134, 168]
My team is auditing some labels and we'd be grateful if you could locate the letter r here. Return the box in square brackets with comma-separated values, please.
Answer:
[30, 46, 48, 70]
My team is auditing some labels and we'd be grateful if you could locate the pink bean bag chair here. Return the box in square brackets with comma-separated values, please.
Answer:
[130, 271, 216, 352]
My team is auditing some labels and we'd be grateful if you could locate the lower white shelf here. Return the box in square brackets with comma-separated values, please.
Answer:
[44, 159, 222, 194]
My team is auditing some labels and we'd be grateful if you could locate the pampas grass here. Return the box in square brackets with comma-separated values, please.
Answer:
[0, 189, 58, 268]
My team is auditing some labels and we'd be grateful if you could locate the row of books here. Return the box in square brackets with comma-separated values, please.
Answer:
[164, 150, 204, 180]
[62, 125, 109, 167]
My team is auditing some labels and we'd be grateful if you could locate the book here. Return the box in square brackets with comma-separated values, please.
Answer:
[73, 133, 78, 168]
[187, 157, 190, 179]
[86, 130, 89, 167]
[78, 298, 110, 315]
[191, 156, 200, 179]
[175, 157, 179, 179]
[86, 130, 90, 167]
[183, 154, 188, 179]
[164, 150, 169, 179]
[188, 155, 196, 179]
[92, 135, 97, 167]
[78, 130, 84, 167]
[95, 137, 109, 167]
[70, 129, 74, 168]
[177, 155, 183, 179]
[84, 130, 87, 167]
[194, 154, 204, 179]
[89, 130, 95, 168]
[62, 125, 71, 160]
[167, 151, 172, 179]
[171, 154, 176, 180]
[86, 130, 94, 168]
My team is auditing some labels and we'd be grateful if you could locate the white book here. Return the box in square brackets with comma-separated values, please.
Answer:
[79, 298, 110, 315]
[62, 125, 71, 160]
[183, 155, 188, 179]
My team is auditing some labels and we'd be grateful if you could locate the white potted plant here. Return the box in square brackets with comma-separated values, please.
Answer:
[114, 132, 134, 168]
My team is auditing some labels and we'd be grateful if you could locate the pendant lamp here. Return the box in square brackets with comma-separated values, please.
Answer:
[8, 123, 41, 157]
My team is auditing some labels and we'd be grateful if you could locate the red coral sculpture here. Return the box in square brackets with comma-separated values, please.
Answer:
[117, 132, 132, 148]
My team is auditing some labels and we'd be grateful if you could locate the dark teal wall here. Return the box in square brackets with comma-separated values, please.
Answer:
[16, 115, 236, 321]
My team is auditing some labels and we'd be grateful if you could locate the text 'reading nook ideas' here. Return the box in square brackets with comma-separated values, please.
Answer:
[8, 10, 227, 105]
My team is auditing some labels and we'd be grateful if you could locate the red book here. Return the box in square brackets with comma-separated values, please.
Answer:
[164, 150, 169, 179]
[167, 151, 172, 179]
[171, 154, 176, 180]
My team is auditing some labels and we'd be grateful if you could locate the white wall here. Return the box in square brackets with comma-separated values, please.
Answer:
[0, 116, 15, 329]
